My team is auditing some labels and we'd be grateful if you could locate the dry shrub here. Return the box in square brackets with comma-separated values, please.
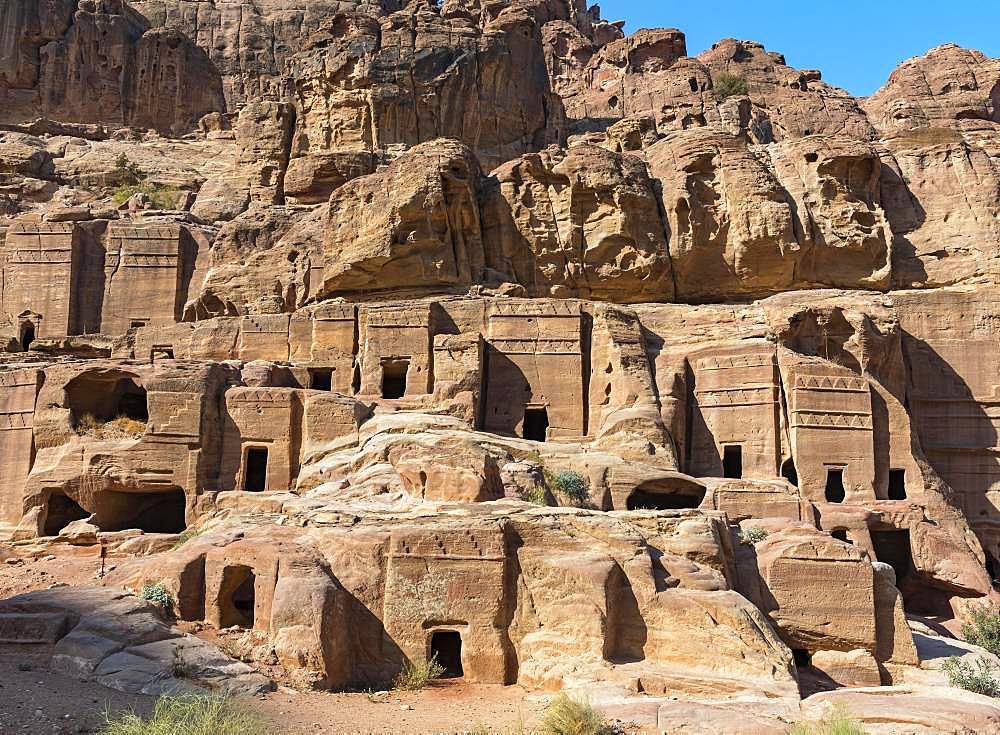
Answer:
[101, 694, 270, 735]
[541, 694, 608, 735]
[392, 655, 445, 690]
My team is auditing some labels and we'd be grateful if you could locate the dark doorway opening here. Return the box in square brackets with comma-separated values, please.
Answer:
[825, 469, 845, 503]
[44, 494, 88, 536]
[115, 379, 148, 422]
[244, 447, 268, 492]
[987, 553, 999, 583]
[781, 458, 798, 487]
[220, 566, 256, 628]
[871, 529, 913, 584]
[310, 368, 333, 391]
[382, 359, 409, 399]
[722, 445, 743, 479]
[792, 649, 812, 668]
[627, 488, 704, 510]
[19, 322, 35, 351]
[100, 489, 187, 533]
[430, 630, 464, 678]
[132, 491, 186, 533]
[831, 529, 851, 544]
[522, 408, 549, 442]
[888, 469, 907, 500]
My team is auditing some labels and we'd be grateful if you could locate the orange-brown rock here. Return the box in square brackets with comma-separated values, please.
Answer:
[481, 143, 674, 302]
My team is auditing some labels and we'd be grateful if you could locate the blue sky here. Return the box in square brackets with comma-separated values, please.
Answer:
[598, 1, 1000, 96]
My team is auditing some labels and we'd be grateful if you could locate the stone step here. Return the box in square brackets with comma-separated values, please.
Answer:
[0, 612, 70, 644]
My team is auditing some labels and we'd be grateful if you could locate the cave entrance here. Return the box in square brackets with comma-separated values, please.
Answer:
[626, 478, 706, 511]
[831, 529, 851, 544]
[522, 407, 549, 442]
[381, 359, 409, 399]
[100, 489, 187, 533]
[309, 368, 333, 391]
[888, 469, 907, 500]
[19, 322, 35, 351]
[825, 468, 845, 503]
[781, 458, 798, 487]
[66, 372, 148, 426]
[243, 447, 269, 492]
[115, 379, 148, 422]
[871, 529, 914, 585]
[44, 493, 88, 536]
[722, 445, 743, 479]
[430, 630, 464, 679]
[220, 565, 256, 629]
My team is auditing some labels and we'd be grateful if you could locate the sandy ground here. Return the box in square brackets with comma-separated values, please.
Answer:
[0, 550, 558, 735]
[254, 683, 547, 734]
[0, 644, 547, 735]
[0, 643, 155, 734]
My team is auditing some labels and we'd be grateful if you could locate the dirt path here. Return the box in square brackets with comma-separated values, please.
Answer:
[254, 683, 547, 734]
[0, 645, 546, 735]
[0, 551, 550, 734]
[0, 644, 155, 734]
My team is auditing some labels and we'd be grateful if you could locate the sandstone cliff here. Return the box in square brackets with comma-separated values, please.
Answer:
[1, 2, 1000, 732]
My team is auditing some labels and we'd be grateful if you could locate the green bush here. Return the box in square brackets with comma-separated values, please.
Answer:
[546, 470, 589, 504]
[111, 155, 180, 209]
[518, 485, 549, 506]
[713, 71, 749, 100]
[943, 656, 1000, 697]
[962, 600, 1000, 657]
[101, 694, 270, 735]
[739, 526, 769, 544]
[114, 153, 144, 186]
[139, 582, 175, 616]
[392, 655, 445, 691]
[113, 182, 181, 210]
[171, 527, 203, 550]
[541, 694, 608, 735]
[789, 703, 866, 734]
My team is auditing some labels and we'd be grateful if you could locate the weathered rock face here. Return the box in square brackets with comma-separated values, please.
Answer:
[481, 143, 674, 302]
[647, 128, 890, 300]
[696, 39, 876, 142]
[320, 139, 484, 297]
[3, 2, 1000, 730]
[287, 5, 564, 174]
[129, 0, 365, 107]
[1, 1, 226, 134]
[864, 44, 1000, 135]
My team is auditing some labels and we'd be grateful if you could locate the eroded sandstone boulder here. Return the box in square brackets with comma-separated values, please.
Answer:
[320, 139, 484, 297]
[481, 143, 674, 302]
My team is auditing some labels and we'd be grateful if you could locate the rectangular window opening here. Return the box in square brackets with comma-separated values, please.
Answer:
[310, 368, 333, 391]
[722, 445, 743, 479]
[381, 359, 409, 399]
[888, 469, 907, 500]
[243, 447, 269, 492]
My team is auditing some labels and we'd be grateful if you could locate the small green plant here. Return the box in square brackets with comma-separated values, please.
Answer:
[171, 527, 203, 550]
[739, 526, 769, 544]
[789, 703, 867, 734]
[101, 694, 270, 735]
[139, 582, 175, 616]
[114, 154, 144, 186]
[392, 655, 445, 691]
[943, 656, 1000, 697]
[517, 481, 548, 506]
[541, 694, 608, 735]
[713, 71, 749, 100]
[546, 470, 589, 505]
[962, 600, 1000, 657]
[112, 155, 180, 209]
